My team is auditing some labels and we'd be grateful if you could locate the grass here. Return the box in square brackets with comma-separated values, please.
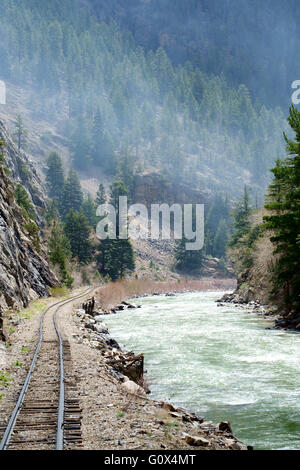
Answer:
[19, 298, 52, 321]
[166, 421, 179, 428]
[0, 371, 12, 402]
[50, 286, 69, 297]
[13, 361, 23, 367]
[98, 277, 236, 310]
[18, 289, 73, 321]
[0, 370, 12, 387]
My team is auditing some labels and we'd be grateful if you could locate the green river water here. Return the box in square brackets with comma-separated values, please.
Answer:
[102, 291, 300, 450]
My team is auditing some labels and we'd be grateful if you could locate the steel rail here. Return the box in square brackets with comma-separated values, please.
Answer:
[53, 287, 94, 451]
[0, 287, 95, 451]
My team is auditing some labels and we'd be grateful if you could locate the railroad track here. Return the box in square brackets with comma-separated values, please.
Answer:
[0, 287, 95, 451]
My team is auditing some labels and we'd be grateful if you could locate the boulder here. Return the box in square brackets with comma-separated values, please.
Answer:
[121, 378, 146, 396]
[218, 421, 233, 434]
[184, 435, 209, 447]
[94, 323, 109, 334]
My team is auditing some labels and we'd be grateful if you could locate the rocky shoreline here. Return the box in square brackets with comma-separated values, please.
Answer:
[218, 292, 300, 332]
[71, 295, 250, 451]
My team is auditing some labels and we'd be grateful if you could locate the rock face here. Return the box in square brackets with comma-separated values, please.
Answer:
[133, 172, 211, 207]
[0, 120, 46, 217]
[0, 122, 58, 340]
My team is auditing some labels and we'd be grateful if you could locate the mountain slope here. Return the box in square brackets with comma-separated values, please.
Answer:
[87, 0, 300, 108]
[0, 121, 58, 340]
[0, 0, 287, 201]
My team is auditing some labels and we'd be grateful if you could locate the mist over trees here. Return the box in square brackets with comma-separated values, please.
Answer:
[88, 0, 300, 108]
[0, 0, 288, 199]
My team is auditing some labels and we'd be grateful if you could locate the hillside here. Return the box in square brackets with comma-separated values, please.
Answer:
[0, 0, 287, 204]
[87, 0, 300, 108]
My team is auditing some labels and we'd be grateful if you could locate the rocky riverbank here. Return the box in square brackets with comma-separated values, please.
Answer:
[218, 291, 300, 332]
[70, 297, 249, 451]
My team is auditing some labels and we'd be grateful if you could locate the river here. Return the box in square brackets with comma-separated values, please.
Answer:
[102, 291, 300, 450]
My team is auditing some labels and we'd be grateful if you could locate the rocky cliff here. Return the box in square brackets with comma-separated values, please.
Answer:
[0, 120, 46, 217]
[0, 122, 58, 341]
[133, 172, 211, 207]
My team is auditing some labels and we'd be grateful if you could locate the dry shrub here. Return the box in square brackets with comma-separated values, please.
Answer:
[50, 286, 68, 297]
[98, 278, 236, 310]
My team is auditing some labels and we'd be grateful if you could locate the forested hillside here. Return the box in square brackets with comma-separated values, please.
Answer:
[0, 0, 287, 201]
[87, 0, 300, 108]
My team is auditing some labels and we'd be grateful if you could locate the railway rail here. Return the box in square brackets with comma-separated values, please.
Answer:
[0, 287, 95, 451]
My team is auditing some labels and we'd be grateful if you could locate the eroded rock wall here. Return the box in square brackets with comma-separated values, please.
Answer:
[0, 122, 58, 340]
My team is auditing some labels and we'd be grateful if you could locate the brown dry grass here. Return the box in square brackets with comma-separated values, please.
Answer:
[98, 278, 236, 310]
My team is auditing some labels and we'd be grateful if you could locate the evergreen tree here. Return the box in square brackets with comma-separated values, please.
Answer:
[175, 238, 204, 273]
[96, 238, 135, 281]
[213, 219, 229, 259]
[110, 180, 129, 210]
[96, 180, 135, 280]
[96, 183, 106, 206]
[61, 169, 83, 218]
[13, 114, 28, 150]
[64, 210, 92, 263]
[14, 184, 35, 219]
[46, 152, 65, 203]
[49, 221, 73, 287]
[45, 198, 59, 225]
[82, 194, 97, 228]
[0, 138, 6, 166]
[70, 118, 92, 170]
[264, 105, 300, 313]
[229, 187, 252, 247]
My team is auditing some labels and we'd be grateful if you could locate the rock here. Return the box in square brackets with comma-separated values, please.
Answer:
[76, 309, 86, 316]
[115, 304, 126, 311]
[160, 401, 177, 412]
[94, 323, 109, 334]
[185, 435, 209, 447]
[218, 421, 233, 434]
[231, 442, 245, 450]
[122, 301, 136, 308]
[121, 379, 146, 396]
[94, 315, 105, 322]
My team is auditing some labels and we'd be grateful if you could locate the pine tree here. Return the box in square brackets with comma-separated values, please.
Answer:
[96, 238, 135, 281]
[14, 184, 35, 219]
[45, 199, 59, 225]
[82, 194, 97, 228]
[64, 210, 92, 263]
[96, 183, 106, 206]
[175, 238, 204, 273]
[49, 220, 73, 287]
[213, 219, 229, 259]
[110, 180, 129, 210]
[70, 118, 92, 170]
[13, 114, 28, 150]
[46, 152, 65, 203]
[229, 187, 252, 247]
[61, 169, 83, 218]
[96, 180, 135, 280]
[0, 138, 6, 166]
[264, 105, 300, 313]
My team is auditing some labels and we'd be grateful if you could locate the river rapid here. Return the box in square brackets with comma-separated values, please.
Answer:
[102, 291, 300, 450]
